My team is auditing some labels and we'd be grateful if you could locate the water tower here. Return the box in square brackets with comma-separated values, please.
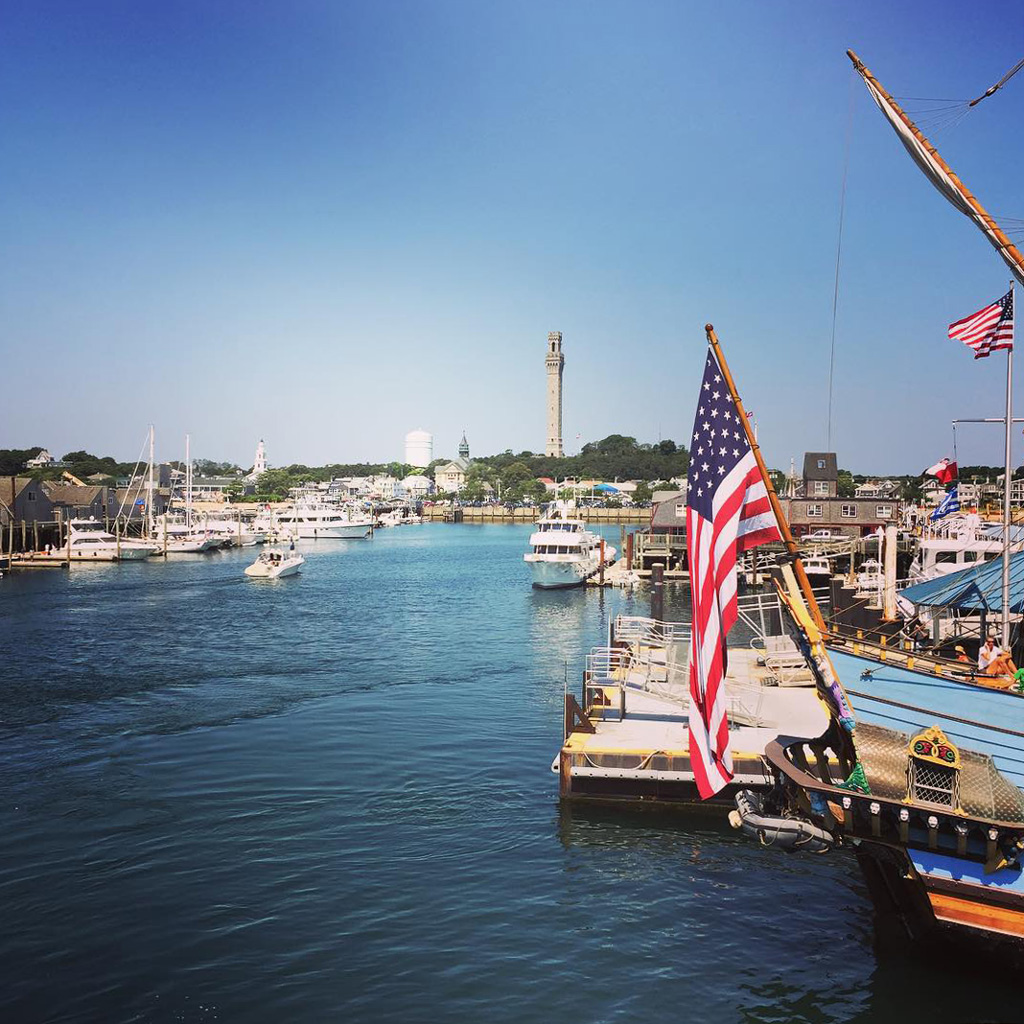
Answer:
[404, 429, 433, 468]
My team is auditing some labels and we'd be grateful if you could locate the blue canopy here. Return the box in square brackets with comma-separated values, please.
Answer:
[594, 483, 619, 493]
[900, 549, 1024, 612]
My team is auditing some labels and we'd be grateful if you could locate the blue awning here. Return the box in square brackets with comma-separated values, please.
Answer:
[594, 483, 619, 493]
[899, 549, 1024, 612]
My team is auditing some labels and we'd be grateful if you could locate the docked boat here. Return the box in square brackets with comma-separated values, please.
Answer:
[255, 502, 373, 540]
[65, 518, 156, 561]
[149, 515, 221, 553]
[911, 512, 1004, 580]
[524, 502, 616, 589]
[244, 548, 304, 579]
[729, 50, 1024, 950]
[377, 508, 420, 527]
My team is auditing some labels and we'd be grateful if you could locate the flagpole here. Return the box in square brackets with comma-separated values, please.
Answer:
[705, 324, 827, 630]
[1002, 282, 1014, 648]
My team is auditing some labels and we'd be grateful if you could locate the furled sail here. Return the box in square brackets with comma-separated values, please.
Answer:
[848, 49, 1024, 286]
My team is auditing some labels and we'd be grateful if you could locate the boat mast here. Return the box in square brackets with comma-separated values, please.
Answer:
[705, 324, 826, 630]
[850, 51, 1024, 646]
[147, 425, 155, 540]
[185, 433, 192, 533]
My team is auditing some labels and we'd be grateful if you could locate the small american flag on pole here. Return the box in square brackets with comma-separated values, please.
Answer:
[686, 349, 781, 798]
[948, 289, 1014, 358]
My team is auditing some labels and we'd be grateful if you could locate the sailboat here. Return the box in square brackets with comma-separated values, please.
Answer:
[729, 53, 1024, 948]
[149, 435, 221, 553]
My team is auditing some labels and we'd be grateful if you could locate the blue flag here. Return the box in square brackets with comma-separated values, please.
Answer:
[930, 486, 960, 522]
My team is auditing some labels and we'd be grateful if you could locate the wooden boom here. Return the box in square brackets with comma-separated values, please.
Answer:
[847, 49, 1024, 284]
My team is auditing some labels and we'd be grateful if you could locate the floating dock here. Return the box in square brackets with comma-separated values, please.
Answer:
[556, 611, 828, 808]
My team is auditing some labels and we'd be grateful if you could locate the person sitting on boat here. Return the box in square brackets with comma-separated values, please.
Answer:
[906, 618, 930, 651]
[954, 644, 971, 664]
[978, 636, 1017, 679]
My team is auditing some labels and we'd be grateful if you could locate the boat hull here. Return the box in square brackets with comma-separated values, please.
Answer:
[827, 647, 1024, 789]
[244, 558, 303, 578]
[278, 523, 372, 539]
[527, 558, 594, 589]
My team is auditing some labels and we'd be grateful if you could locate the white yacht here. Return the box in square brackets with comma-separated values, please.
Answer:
[524, 502, 616, 589]
[377, 508, 423, 527]
[256, 503, 373, 540]
[148, 514, 221, 553]
[65, 519, 156, 561]
[189, 513, 266, 548]
[244, 548, 304, 579]
[911, 512, 1004, 580]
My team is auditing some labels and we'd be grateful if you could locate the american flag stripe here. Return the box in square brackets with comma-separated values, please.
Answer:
[948, 289, 1014, 359]
[686, 351, 782, 799]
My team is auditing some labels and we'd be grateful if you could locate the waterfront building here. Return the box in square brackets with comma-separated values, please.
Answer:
[0, 477, 53, 526]
[401, 474, 433, 499]
[369, 474, 401, 500]
[404, 429, 433, 469]
[545, 332, 564, 458]
[779, 451, 898, 538]
[42, 483, 118, 521]
[435, 458, 470, 494]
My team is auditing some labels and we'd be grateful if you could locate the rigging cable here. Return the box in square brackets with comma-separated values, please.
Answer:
[970, 55, 1024, 107]
[826, 71, 855, 453]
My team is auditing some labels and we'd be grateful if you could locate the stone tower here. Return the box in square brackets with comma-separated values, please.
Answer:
[545, 332, 564, 457]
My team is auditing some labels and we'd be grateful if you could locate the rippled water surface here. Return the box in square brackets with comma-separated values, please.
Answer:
[1, 525, 1020, 1022]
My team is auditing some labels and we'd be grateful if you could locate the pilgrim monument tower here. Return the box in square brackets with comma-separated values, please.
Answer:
[545, 332, 564, 457]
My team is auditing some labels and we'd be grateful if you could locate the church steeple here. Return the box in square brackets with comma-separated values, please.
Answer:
[458, 431, 470, 459]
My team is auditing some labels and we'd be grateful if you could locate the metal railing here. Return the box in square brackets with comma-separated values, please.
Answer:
[612, 615, 691, 645]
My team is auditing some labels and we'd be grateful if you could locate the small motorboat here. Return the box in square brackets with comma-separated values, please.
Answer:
[244, 548, 304, 579]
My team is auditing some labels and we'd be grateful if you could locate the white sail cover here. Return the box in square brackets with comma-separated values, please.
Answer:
[862, 75, 1024, 287]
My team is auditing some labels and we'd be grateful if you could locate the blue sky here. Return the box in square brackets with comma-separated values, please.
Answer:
[3, 1, 1024, 473]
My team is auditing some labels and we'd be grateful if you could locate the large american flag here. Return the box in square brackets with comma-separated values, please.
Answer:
[686, 349, 781, 798]
[948, 289, 1014, 359]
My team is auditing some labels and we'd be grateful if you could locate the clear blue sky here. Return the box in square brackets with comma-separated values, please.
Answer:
[3, 0, 1024, 473]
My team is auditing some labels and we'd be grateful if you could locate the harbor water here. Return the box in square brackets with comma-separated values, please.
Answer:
[1, 524, 1020, 1022]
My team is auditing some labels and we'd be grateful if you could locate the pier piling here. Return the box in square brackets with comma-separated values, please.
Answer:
[651, 562, 665, 621]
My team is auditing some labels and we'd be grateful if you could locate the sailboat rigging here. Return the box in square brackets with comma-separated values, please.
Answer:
[849, 49, 1021, 647]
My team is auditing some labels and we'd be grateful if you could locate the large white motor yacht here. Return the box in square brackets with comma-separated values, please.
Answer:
[65, 519, 157, 560]
[524, 502, 616, 589]
[911, 512, 1004, 580]
[256, 503, 373, 540]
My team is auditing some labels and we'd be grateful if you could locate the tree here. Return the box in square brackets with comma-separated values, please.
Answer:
[461, 479, 488, 502]
[837, 469, 855, 498]
[255, 468, 293, 498]
[0, 447, 42, 475]
[633, 481, 652, 503]
[901, 478, 924, 503]
[225, 480, 244, 502]
[500, 461, 533, 489]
